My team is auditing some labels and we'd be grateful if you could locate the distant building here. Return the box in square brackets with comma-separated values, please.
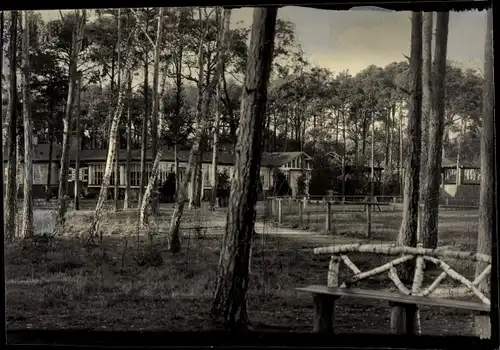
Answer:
[3, 134, 313, 200]
[440, 156, 480, 200]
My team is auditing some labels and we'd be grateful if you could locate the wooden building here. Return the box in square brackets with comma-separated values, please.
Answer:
[3, 134, 313, 200]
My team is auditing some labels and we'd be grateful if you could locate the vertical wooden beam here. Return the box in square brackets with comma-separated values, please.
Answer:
[278, 198, 282, 224]
[326, 201, 332, 234]
[313, 294, 337, 333]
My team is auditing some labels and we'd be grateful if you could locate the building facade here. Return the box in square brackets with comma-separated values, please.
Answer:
[3, 137, 313, 201]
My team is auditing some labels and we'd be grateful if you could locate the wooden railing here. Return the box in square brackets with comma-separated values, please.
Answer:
[314, 244, 492, 306]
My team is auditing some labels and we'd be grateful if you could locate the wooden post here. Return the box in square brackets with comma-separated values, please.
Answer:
[393, 196, 397, 211]
[342, 195, 346, 212]
[325, 201, 332, 234]
[327, 255, 340, 287]
[313, 294, 337, 333]
[278, 198, 282, 224]
[289, 196, 292, 214]
[365, 197, 372, 238]
[389, 302, 417, 334]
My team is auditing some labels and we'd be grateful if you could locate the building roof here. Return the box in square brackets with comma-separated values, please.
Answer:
[441, 156, 480, 169]
[260, 152, 311, 167]
[4, 144, 311, 168]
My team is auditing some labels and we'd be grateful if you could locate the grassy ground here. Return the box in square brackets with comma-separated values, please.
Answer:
[260, 201, 479, 250]
[5, 201, 481, 335]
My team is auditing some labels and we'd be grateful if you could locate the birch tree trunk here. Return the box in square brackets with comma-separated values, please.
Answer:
[86, 27, 137, 244]
[114, 8, 122, 212]
[168, 8, 233, 252]
[422, 12, 449, 250]
[149, 8, 163, 216]
[21, 11, 34, 238]
[210, 7, 229, 210]
[138, 64, 168, 230]
[419, 12, 433, 206]
[56, 10, 86, 228]
[138, 51, 149, 207]
[211, 7, 277, 330]
[211, 81, 221, 210]
[474, 8, 493, 339]
[74, 72, 82, 210]
[5, 11, 18, 242]
[189, 9, 210, 209]
[124, 73, 132, 209]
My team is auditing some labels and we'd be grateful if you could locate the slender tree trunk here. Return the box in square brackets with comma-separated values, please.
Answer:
[114, 8, 122, 212]
[87, 27, 137, 244]
[138, 52, 149, 206]
[211, 7, 277, 330]
[474, 8, 493, 339]
[392, 12, 422, 334]
[399, 110, 404, 195]
[189, 12, 209, 209]
[396, 11, 422, 278]
[46, 110, 54, 201]
[422, 12, 449, 250]
[21, 11, 34, 238]
[341, 109, 346, 198]
[419, 12, 433, 206]
[56, 10, 86, 228]
[211, 79, 221, 210]
[74, 73, 82, 210]
[211, 7, 225, 210]
[124, 73, 132, 209]
[5, 11, 18, 242]
[174, 143, 179, 194]
[367, 112, 375, 238]
[150, 8, 163, 216]
[168, 8, 233, 252]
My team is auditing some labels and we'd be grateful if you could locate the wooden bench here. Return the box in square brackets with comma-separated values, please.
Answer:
[296, 244, 492, 334]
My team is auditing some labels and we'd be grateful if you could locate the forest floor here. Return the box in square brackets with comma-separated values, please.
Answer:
[5, 201, 481, 335]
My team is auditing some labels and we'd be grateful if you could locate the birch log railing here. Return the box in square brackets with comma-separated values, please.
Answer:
[296, 243, 491, 334]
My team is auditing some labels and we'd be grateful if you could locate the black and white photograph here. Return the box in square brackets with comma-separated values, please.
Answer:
[0, 2, 497, 348]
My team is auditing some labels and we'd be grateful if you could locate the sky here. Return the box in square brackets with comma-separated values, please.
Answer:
[36, 7, 486, 75]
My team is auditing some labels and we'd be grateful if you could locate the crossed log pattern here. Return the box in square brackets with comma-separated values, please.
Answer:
[316, 244, 492, 306]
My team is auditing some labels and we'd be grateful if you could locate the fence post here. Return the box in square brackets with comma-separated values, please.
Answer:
[289, 196, 293, 214]
[278, 198, 283, 225]
[366, 196, 372, 238]
[393, 196, 397, 211]
[326, 201, 333, 234]
[445, 197, 449, 206]
[342, 196, 346, 212]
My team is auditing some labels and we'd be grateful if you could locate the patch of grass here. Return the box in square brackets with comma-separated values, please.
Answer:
[6, 227, 477, 335]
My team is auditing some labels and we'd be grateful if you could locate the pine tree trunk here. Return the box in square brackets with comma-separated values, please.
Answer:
[56, 10, 86, 228]
[419, 12, 433, 206]
[124, 74, 132, 209]
[422, 12, 449, 250]
[393, 12, 422, 334]
[21, 11, 34, 238]
[87, 28, 137, 244]
[474, 8, 493, 339]
[211, 7, 277, 330]
[396, 11, 422, 280]
[5, 11, 18, 242]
